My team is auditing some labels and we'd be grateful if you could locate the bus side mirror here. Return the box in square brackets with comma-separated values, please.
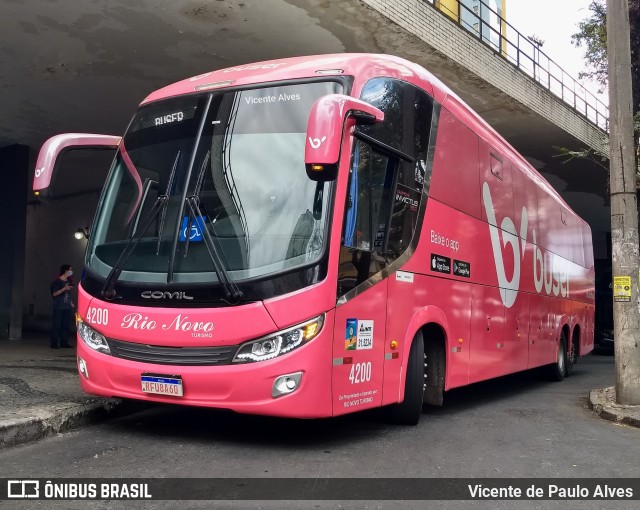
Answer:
[33, 133, 121, 199]
[305, 94, 383, 181]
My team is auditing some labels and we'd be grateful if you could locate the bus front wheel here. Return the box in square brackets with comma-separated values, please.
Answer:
[547, 333, 567, 381]
[385, 331, 425, 425]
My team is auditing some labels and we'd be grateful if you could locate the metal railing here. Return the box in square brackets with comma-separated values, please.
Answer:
[424, 0, 609, 131]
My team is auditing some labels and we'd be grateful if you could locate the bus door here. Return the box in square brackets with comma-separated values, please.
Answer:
[332, 281, 388, 416]
[331, 138, 397, 416]
[329, 77, 434, 414]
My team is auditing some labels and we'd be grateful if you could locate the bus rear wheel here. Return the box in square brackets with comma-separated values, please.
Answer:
[385, 331, 424, 425]
[566, 336, 578, 377]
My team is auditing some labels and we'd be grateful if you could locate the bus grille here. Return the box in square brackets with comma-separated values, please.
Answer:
[107, 339, 237, 366]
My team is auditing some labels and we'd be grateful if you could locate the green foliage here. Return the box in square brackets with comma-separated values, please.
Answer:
[572, 0, 608, 90]
[554, 146, 609, 172]
[572, 0, 640, 114]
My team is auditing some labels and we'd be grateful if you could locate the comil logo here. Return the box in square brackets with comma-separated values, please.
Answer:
[482, 182, 528, 309]
[141, 291, 194, 300]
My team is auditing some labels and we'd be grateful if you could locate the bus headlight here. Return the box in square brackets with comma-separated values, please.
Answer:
[233, 315, 324, 363]
[76, 317, 111, 354]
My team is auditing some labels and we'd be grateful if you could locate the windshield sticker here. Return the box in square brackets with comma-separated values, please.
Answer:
[179, 216, 206, 242]
[244, 93, 301, 105]
[414, 160, 426, 188]
[345, 318, 357, 351]
[395, 187, 419, 211]
[154, 112, 184, 126]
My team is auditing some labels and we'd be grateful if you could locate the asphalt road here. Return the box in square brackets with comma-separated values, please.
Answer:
[1, 353, 638, 510]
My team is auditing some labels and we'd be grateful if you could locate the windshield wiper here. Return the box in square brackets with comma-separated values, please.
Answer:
[156, 151, 181, 255]
[185, 193, 243, 303]
[185, 149, 242, 302]
[101, 196, 167, 300]
[101, 151, 181, 300]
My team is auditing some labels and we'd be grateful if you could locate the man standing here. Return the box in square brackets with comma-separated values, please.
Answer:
[50, 264, 74, 349]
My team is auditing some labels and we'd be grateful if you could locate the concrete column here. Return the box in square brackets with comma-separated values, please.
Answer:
[0, 144, 29, 340]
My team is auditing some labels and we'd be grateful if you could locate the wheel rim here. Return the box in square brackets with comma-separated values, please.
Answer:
[423, 352, 427, 391]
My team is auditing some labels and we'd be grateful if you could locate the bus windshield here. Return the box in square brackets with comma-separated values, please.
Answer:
[86, 81, 341, 285]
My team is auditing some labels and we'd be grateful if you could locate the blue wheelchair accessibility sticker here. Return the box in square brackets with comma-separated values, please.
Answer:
[179, 215, 206, 242]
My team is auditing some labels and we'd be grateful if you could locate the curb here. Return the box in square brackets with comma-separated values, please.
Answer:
[0, 399, 123, 449]
[588, 387, 640, 428]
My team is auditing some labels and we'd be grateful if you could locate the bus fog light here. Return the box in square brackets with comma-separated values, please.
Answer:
[78, 357, 89, 379]
[272, 372, 303, 398]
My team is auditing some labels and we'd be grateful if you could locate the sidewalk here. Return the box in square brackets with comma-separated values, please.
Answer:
[0, 331, 122, 448]
[589, 386, 640, 428]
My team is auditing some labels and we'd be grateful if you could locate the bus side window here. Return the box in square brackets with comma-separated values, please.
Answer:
[337, 77, 434, 298]
[343, 140, 397, 252]
[385, 88, 432, 259]
[337, 140, 397, 296]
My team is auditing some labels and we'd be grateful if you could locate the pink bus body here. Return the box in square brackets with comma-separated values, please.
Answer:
[34, 54, 594, 424]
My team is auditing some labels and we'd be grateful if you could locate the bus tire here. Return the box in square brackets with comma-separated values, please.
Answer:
[547, 333, 567, 381]
[385, 331, 424, 425]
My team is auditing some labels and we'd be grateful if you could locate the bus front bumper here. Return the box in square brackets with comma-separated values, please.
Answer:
[75, 330, 333, 419]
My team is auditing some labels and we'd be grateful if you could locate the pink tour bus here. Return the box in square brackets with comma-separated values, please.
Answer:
[33, 54, 594, 424]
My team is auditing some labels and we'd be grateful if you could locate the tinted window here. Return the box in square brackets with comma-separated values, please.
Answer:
[337, 78, 434, 298]
[88, 82, 341, 284]
[359, 78, 433, 259]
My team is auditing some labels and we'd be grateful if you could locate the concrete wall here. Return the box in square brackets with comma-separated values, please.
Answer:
[362, 0, 608, 156]
[23, 193, 99, 332]
[0, 145, 28, 339]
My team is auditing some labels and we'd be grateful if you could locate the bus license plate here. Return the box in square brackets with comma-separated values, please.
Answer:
[141, 374, 183, 397]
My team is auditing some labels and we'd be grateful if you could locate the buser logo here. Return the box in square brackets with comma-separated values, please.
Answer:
[141, 291, 194, 300]
[482, 182, 527, 309]
[482, 182, 570, 309]
[308, 136, 326, 149]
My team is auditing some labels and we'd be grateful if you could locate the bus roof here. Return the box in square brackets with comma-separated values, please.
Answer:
[141, 53, 454, 105]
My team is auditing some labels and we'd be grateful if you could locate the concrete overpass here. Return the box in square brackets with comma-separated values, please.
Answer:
[0, 0, 610, 336]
